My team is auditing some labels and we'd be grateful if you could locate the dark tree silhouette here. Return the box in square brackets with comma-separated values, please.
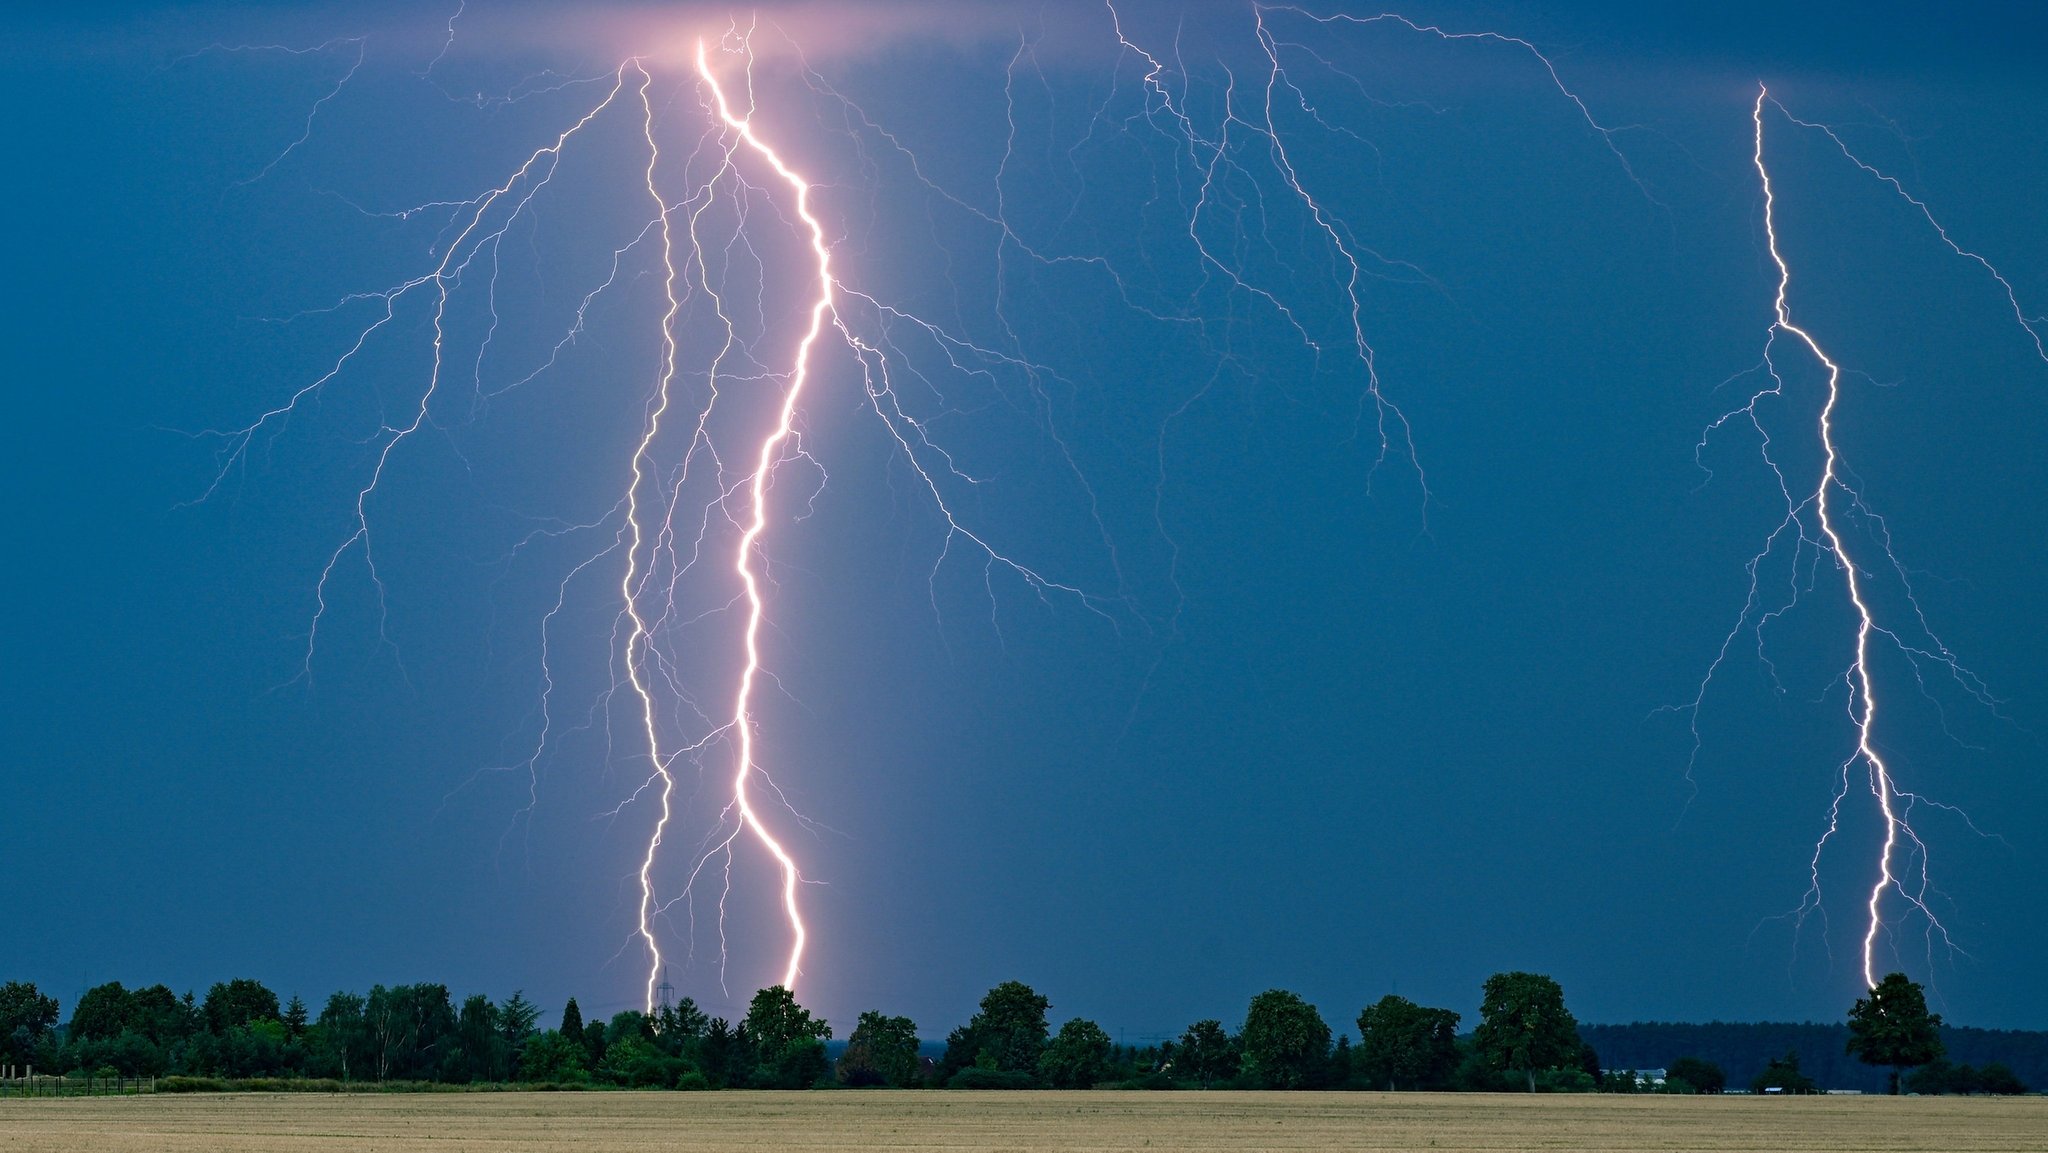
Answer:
[1847, 973, 1944, 1094]
[838, 1011, 920, 1088]
[1356, 995, 1460, 1091]
[1039, 1018, 1113, 1089]
[1667, 1055, 1726, 1093]
[1238, 990, 1331, 1089]
[940, 980, 1051, 1086]
[202, 979, 281, 1035]
[742, 985, 831, 1088]
[1471, 972, 1580, 1092]
[1173, 1019, 1238, 1088]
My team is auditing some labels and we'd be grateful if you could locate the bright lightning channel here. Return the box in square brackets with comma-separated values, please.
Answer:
[1689, 86, 2040, 990]
[624, 57, 689, 1012]
[1749, 84, 1911, 991]
[691, 35, 825, 995]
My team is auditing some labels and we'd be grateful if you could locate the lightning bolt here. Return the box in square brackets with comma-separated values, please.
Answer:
[197, 6, 2034, 1019]
[1685, 85, 2037, 991]
[623, 57, 690, 1011]
[1749, 86, 1911, 991]
[692, 35, 824, 994]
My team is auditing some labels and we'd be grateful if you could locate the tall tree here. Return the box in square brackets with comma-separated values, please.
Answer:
[455, 994, 505, 1082]
[838, 1011, 921, 1088]
[125, 984, 198, 1049]
[1039, 1018, 1114, 1089]
[743, 985, 832, 1088]
[1356, 995, 1461, 1091]
[655, 998, 709, 1049]
[1238, 990, 1332, 1089]
[1846, 972, 1945, 1095]
[1471, 972, 1581, 1093]
[0, 984, 59, 1035]
[0, 982, 61, 1060]
[559, 998, 585, 1048]
[363, 984, 456, 1081]
[497, 992, 540, 1048]
[68, 982, 134, 1042]
[311, 991, 370, 1081]
[697, 1017, 748, 1088]
[282, 996, 310, 1042]
[203, 978, 282, 1035]
[1174, 1019, 1238, 1088]
[940, 981, 1052, 1083]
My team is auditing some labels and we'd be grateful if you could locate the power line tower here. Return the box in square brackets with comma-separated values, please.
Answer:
[654, 970, 675, 1016]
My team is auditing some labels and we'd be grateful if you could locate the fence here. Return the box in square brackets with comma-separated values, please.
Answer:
[0, 1068, 157, 1097]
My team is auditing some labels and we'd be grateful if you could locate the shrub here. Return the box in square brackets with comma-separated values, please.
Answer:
[945, 1066, 1039, 1089]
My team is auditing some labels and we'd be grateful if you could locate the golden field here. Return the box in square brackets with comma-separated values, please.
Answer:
[2, 1090, 2042, 1152]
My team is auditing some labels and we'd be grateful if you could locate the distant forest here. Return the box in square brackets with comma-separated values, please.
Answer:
[2, 972, 2036, 1094]
[1582, 1022, 2048, 1096]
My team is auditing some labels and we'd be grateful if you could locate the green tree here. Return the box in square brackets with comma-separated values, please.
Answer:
[1174, 1019, 1238, 1088]
[1846, 972, 1944, 1095]
[940, 981, 1052, 1085]
[655, 998, 709, 1048]
[125, 985, 199, 1048]
[1666, 1055, 1726, 1094]
[0, 983, 60, 1037]
[454, 994, 507, 1082]
[743, 985, 832, 1088]
[0, 982, 61, 1062]
[1750, 1049, 1818, 1094]
[838, 1011, 921, 1088]
[497, 991, 540, 1061]
[598, 1032, 686, 1087]
[1039, 1018, 1114, 1089]
[1905, 1059, 1976, 1095]
[1471, 972, 1581, 1093]
[697, 1017, 750, 1088]
[282, 996, 310, 1042]
[1238, 990, 1331, 1089]
[202, 978, 282, 1035]
[69, 982, 135, 1042]
[364, 984, 456, 1082]
[1977, 1062, 2027, 1096]
[559, 998, 585, 1051]
[517, 1030, 589, 1083]
[604, 1010, 653, 1047]
[309, 991, 371, 1081]
[1355, 995, 1461, 1091]
[216, 1018, 289, 1078]
[588, 1011, 650, 1072]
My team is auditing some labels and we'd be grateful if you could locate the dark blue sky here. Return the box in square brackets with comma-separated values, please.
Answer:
[6, 1, 2047, 1038]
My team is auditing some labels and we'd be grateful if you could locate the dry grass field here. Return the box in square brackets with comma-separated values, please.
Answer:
[2, 1090, 2042, 1152]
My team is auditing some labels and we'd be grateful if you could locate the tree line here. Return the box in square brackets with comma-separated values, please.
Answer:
[1583, 1021, 2046, 1097]
[0, 969, 2027, 1094]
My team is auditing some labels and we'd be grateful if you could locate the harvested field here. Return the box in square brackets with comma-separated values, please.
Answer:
[1, 1090, 2041, 1152]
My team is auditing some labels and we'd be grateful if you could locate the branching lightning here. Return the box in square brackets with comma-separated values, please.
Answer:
[1682, 86, 2042, 990]
[194, 1, 1649, 1010]
[187, 2, 2035, 1015]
